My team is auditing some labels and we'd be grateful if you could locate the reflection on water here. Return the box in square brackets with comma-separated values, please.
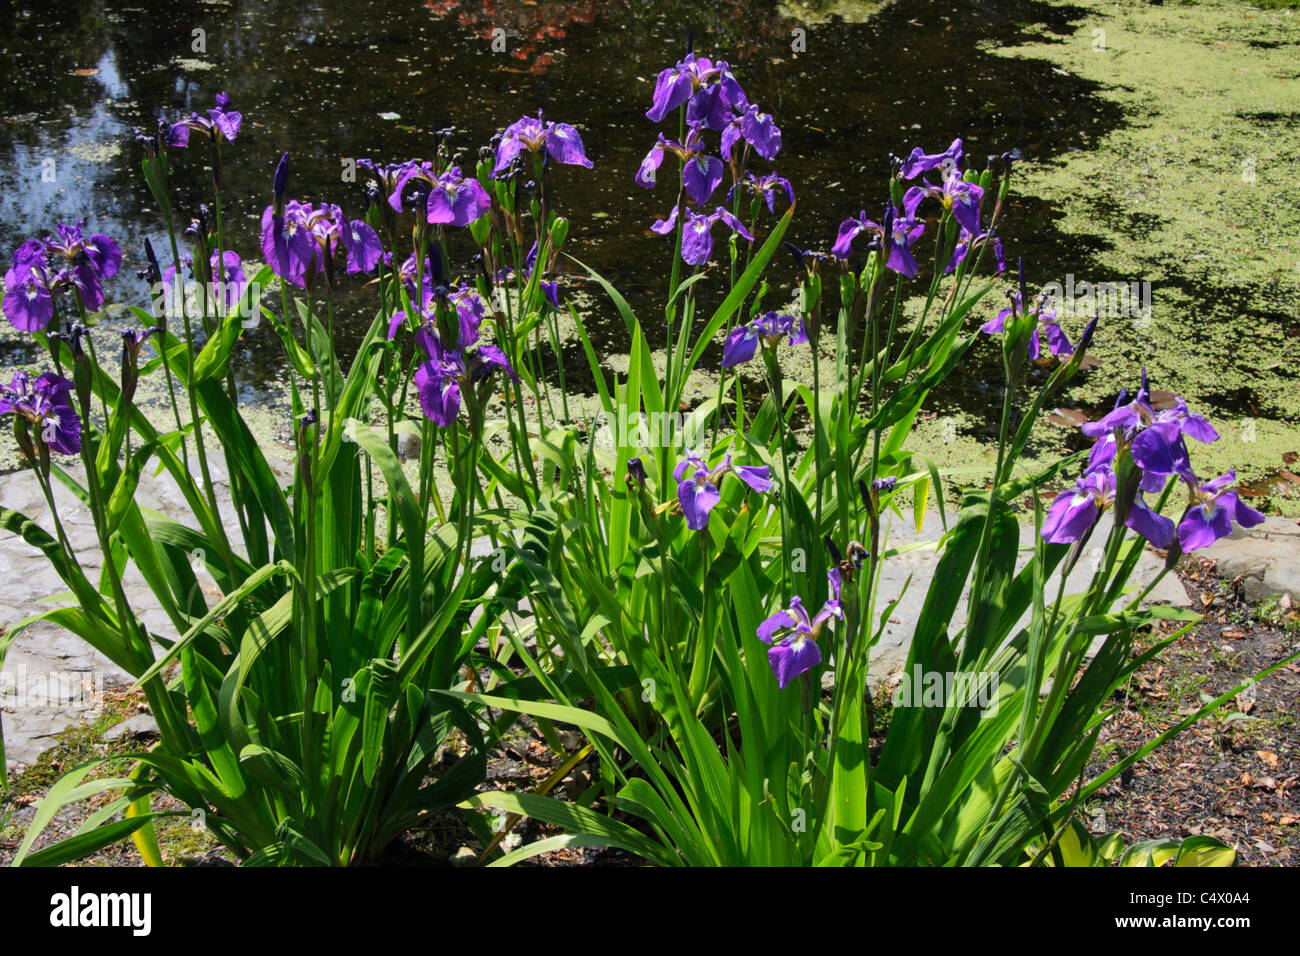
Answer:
[0, 0, 1120, 410]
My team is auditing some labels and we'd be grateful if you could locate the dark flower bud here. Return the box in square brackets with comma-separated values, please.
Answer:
[858, 477, 873, 511]
[1076, 315, 1098, 353]
[823, 534, 842, 564]
[66, 323, 89, 362]
[273, 151, 290, 209]
[120, 327, 157, 405]
[427, 242, 446, 286]
[121, 326, 160, 363]
[140, 237, 163, 286]
[627, 457, 648, 486]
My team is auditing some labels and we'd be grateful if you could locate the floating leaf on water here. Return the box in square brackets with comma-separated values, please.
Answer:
[1046, 407, 1088, 428]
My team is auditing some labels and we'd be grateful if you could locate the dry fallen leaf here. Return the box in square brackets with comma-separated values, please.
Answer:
[1257, 750, 1279, 768]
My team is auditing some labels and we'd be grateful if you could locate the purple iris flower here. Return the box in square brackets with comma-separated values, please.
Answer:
[652, 206, 754, 266]
[1160, 397, 1219, 444]
[721, 311, 808, 368]
[1041, 465, 1174, 548]
[903, 171, 984, 236]
[173, 91, 242, 145]
[3, 223, 122, 329]
[685, 83, 733, 131]
[673, 450, 774, 530]
[718, 103, 783, 163]
[1177, 470, 1265, 551]
[260, 200, 315, 287]
[386, 160, 437, 214]
[426, 166, 492, 227]
[831, 206, 925, 277]
[336, 213, 384, 274]
[260, 201, 381, 287]
[388, 283, 486, 347]
[3, 242, 57, 332]
[0, 370, 82, 455]
[1130, 421, 1195, 492]
[163, 249, 248, 313]
[414, 333, 467, 427]
[540, 280, 561, 310]
[980, 291, 1073, 361]
[898, 138, 963, 180]
[412, 306, 517, 427]
[738, 106, 782, 161]
[44, 222, 123, 282]
[385, 162, 491, 227]
[758, 569, 843, 688]
[947, 231, 1005, 274]
[356, 158, 406, 197]
[646, 53, 734, 123]
[636, 129, 724, 205]
[493, 111, 593, 176]
[1081, 371, 1216, 492]
[728, 171, 795, 215]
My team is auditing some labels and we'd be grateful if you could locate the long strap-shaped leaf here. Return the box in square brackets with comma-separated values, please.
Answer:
[135, 560, 296, 686]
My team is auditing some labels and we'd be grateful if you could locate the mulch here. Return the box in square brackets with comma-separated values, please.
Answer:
[1082, 557, 1299, 865]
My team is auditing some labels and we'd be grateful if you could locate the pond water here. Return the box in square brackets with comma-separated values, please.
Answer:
[1, 0, 1124, 410]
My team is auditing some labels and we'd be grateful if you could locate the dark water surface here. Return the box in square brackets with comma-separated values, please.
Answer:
[0, 0, 1121, 410]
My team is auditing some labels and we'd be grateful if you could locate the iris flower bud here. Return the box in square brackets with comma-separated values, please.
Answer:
[272, 151, 290, 217]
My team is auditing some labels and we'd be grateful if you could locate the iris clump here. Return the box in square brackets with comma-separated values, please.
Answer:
[0, 50, 1274, 873]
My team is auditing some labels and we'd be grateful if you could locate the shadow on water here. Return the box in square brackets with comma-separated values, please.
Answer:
[1, 0, 1126, 422]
